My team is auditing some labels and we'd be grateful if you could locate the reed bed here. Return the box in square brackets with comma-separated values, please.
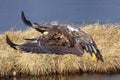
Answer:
[0, 24, 120, 77]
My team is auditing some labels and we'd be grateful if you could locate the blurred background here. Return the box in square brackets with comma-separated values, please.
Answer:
[1, 0, 120, 32]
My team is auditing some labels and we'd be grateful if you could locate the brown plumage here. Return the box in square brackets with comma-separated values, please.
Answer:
[6, 11, 104, 62]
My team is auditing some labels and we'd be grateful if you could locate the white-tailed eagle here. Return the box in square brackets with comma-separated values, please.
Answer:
[6, 11, 103, 62]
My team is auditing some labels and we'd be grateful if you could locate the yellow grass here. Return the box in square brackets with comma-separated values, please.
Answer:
[0, 24, 120, 77]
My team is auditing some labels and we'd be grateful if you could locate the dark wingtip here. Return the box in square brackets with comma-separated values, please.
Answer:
[6, 35, 18, 50]
[21, 10, 33, 26]
[100, 57, 104, 62]
[99, 55, 104, 62]
[96, 50, 104, 62]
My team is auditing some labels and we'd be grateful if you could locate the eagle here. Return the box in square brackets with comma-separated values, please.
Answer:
[6, 11, 103, 62]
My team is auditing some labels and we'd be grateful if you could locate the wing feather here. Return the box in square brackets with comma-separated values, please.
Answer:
[19, 41, 43, 53]
[74, 29, 103, 61]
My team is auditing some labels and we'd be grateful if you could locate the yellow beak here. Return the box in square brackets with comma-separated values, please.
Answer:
[92, 54, 98, 62]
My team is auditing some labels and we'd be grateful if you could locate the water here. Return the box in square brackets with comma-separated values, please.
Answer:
[1, 0, 120, 33]
[1, 74, 120, 80]
[0, 0, 120, 79]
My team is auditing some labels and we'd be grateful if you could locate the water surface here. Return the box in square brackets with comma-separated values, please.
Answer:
[1, 0, 120, 33]
[1, 74, 120, 80]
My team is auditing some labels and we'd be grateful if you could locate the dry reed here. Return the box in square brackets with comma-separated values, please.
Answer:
[0, 24, 120, 77]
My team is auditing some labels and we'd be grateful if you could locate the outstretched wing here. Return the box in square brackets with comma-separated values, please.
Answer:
[74, 29, 103, 61]
[6, 35, 83, 56]
[21, 11, 49, 33]
[6, 35, 48, 53]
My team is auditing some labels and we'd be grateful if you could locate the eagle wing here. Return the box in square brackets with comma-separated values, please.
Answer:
[21, 11, 50, 33]
[73, 29, 103, 61]
[6, 35, 83, 56]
